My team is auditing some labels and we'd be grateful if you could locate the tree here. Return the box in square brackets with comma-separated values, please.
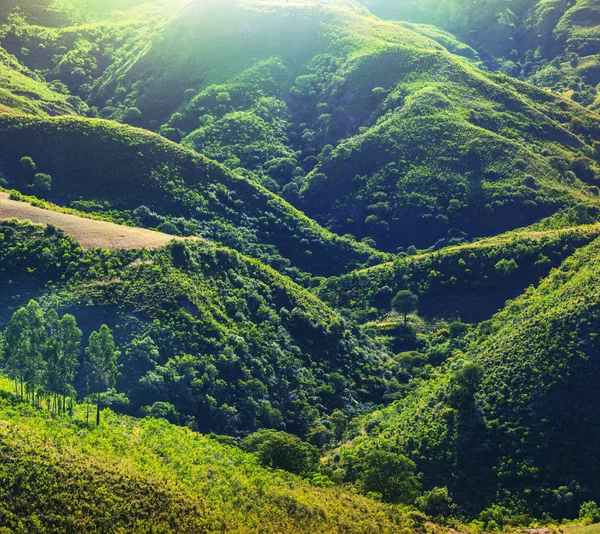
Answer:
[57, 314, 82, 413]
[241, 430, 319, 477]
[86, 325, 119, 426]
[44, 336, 61, 412]
[391, 290, 418, 324]
[329, 410, 349, 440]
[4, 301, 47, 402]
[33, 173, 52, 196]
[357, 449, 421, 504]
[19, 156, 36, 173]
[123, 107, 142, 122]
[494, 258, 518, 276]
[448, 360, 484, 409]
[580, 501, 600, 523]
[216, 91, 231, 105]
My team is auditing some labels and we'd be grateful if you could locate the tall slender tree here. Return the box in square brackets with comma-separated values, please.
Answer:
[44, 337, 61, 413]
[86, 325, 119, 426]
[22, 301, 48, 405]
[4, 301, 47, 402]
[57, 314, 82, 414]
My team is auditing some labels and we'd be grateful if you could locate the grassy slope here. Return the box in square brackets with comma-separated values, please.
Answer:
[0, 219, 395, 435]
[0, 377, 414, 533]
[0, 191, 189, 249]
[0, 47, 75, 116]
[341, 234, 600, 517]
[0, 113, 384, 277]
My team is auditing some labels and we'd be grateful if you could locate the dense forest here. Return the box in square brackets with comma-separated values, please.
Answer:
[1, 0, 600, 531]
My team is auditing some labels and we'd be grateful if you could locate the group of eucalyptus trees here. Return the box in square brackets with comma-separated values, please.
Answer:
[0, 300, 119, 425]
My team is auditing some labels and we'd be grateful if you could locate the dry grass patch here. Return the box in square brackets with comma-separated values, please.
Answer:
[0, 192, 189, 250]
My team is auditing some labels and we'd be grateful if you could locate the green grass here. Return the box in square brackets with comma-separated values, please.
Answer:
[0, 375, 416, 533]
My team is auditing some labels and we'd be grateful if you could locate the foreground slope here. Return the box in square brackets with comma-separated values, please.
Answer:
[341, 234, 600, 518]
[0, 378, 413, 533]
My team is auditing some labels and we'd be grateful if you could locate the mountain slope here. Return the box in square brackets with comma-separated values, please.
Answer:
[0, 378, 414, 533]
[361, 0, 600, 108]
[339, 234, 600, 519]
[4, 0, 600, 254]
[127, 0, 600, 251]
[0, 219, 396, 435]
[0, 114, 384, 278]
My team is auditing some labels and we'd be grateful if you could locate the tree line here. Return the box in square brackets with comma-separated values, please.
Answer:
[0, 300, 119, 425]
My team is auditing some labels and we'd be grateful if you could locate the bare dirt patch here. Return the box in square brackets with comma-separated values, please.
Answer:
[0, 192, 188, 250]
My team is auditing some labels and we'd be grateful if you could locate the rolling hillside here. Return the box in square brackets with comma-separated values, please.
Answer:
[316, 223, 600, 324]
[3, 0, 600, 528]
[338, 233, 600, 519]
[0, 114, 385, 279]
[0, 377, 415, 533]
[361, 0, 600, 108]
[98, 0, 600, 250]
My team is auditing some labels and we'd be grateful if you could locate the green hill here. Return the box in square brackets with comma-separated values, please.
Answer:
[0, 377, 414, 533]
[4, 0, 600, 528]
[3, 0, 600, 253]
[0, 47, 75, 116]
[316, 223, 600, 324]
[361, 0, 600, 108]
[93, 0, 600, 250]
[336, 233, 600, 520]
[0, 219, 395, 435]
[0, 114, 384, 279]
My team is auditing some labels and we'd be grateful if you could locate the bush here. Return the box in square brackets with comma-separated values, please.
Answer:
[241, 430, 319, 477]
[33, 173, 52, 196]
[415, 486, 455, 518]
[580, 501, 600, 523]
[216, 91, 232, 104]
[157, 221, 182, 236]
[357, 449, 421, 504]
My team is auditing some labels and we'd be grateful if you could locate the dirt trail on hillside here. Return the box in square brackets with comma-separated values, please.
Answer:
[0, 192, 188, 250]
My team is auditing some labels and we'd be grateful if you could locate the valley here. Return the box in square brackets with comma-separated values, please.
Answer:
[1, 0, 600, 531]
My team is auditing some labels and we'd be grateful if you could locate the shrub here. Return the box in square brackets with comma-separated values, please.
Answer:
[357, 449, 421, 504]
[580, 501, 600, 523]
[157, 221, 182, 236]
[33, 173, 52, 196]
[216, 91, 232, 104]
[415, 486, 455, 518]
[241, 430, 319, 477]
